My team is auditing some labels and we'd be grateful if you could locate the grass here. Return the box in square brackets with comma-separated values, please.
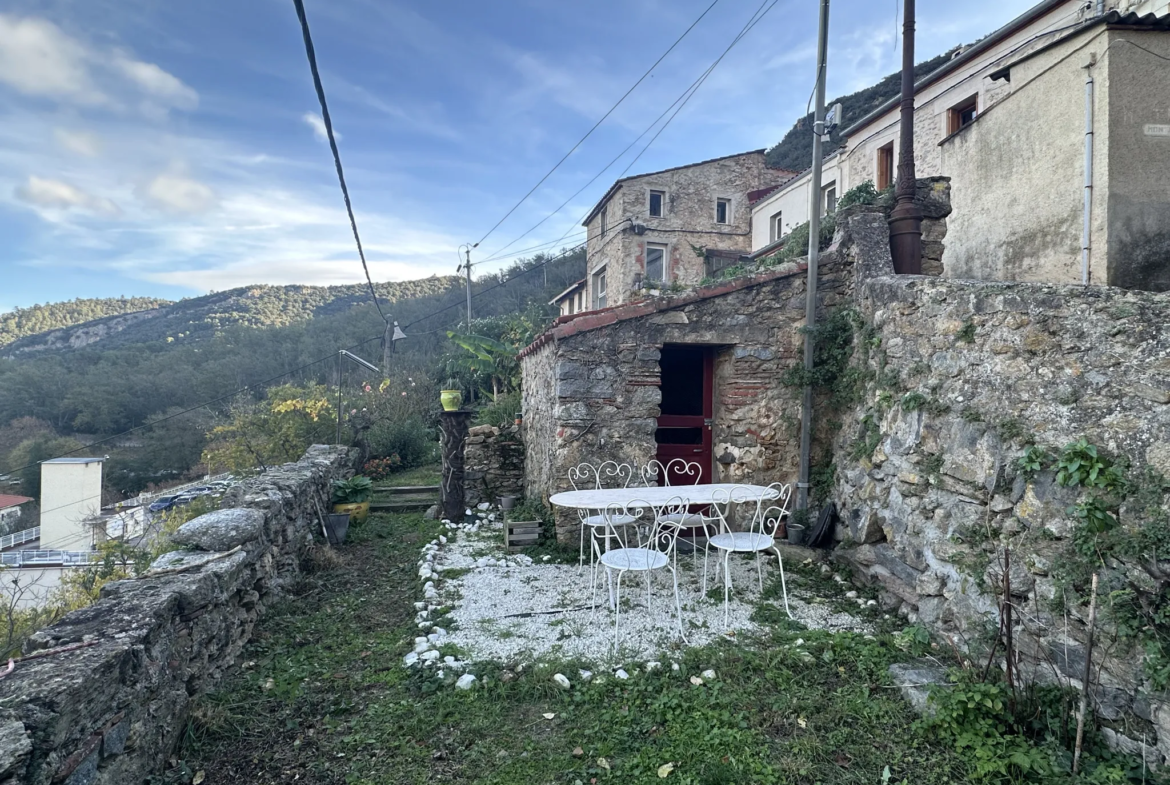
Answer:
[375, 462, 441, 488]
[164, 513, 974, 784]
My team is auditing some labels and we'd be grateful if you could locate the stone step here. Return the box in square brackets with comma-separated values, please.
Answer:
[369, 499, 437, 513]
[373, 485, 440, 496]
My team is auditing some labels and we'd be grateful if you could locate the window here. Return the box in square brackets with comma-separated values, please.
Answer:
[649, 190, 665, 217]
[592, 268, 607, 309]
[769, 211, 783, 243]
[877, 142, 895, 191]
[715, 198, 730, 224]
[823, 182, 838, 215]
[645, 243, 667, 283]
[599, 204, 607, 239]
[947, 95, 978, 135]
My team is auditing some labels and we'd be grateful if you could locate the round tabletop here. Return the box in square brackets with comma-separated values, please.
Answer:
[549, 483, 782, 510]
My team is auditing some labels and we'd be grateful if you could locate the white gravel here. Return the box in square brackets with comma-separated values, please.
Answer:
[408, 513, 869, 667]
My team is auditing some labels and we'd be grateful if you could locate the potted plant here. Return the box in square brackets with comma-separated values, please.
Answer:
[332, 475, 373, 524]
[440, 378, 463, 412]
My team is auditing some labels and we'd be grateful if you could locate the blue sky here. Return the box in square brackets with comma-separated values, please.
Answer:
[0, 0, 1036, 311]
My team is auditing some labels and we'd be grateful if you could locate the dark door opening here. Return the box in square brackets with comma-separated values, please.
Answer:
[655, 344, 713, 484]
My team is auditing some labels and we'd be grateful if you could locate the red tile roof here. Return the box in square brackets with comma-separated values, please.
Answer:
[0, 495, 33, 510]
[518, 262, 807, 360]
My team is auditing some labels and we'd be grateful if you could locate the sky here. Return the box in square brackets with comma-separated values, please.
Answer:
[0, 0, 1038, 312]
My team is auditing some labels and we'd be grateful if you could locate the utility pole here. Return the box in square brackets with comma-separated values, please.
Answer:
[462, 245, 474, 330]
[796, 0, 831, 515]
[888, 0, 923, 274]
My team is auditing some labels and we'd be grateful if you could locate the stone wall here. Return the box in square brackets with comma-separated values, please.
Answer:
[464, 424, 525, 507]
[0, 445, 351, 785]
[832, 272, 1170, 764]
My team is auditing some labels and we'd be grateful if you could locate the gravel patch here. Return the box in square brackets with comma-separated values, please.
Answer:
[406, 509, 870, 668]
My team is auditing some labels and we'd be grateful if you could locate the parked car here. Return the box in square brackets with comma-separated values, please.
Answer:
[148, 495, 178, 513]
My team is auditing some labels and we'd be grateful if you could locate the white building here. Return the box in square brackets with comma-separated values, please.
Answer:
[39, 457, 103, 551]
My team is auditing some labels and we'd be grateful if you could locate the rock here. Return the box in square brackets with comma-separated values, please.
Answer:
[477, 502, 491, 511]
[171, 508, 265, 552]
[0, 711, 31, 779]
[578, 669, 593, 682]
[888, 660, 948, 715]
[455, 674, 477, 690]
[402, 652, 419, 667]
[614, 669, 629, 680]
[148, 550, 233, 573]
[645, 661, 661, 671]
[553, 673, 571, 689]
[424, 504, 439, 520]
[700, 669, 716, 680]
[421, 650, 441, 662]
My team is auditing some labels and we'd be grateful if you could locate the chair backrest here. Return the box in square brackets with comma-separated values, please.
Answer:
[568, 461, 635, 492]
[639, 458, 702, 488]
[708, 482, 794, 541]
[600, 495, 688, 566]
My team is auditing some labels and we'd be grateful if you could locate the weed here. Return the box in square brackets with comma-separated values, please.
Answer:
[960, 407, 984, 423]
[955, 320, 976, 344]
[901, 391, 928, 412]
[920, 453, 944, 477]
[1016, 446, 1050, 476]
[997, 418, 1025, 443]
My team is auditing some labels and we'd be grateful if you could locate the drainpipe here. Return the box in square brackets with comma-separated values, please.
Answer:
[796, 0, 831, 514]
[1082, 56, 1095, 286]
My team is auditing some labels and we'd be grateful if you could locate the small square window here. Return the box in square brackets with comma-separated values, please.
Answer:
[823, 182, 837, 215]
[592, 268, 607, 308]
[645, 244, 666, 282]
[769, 211, 783, 243]
[715, 198, 730, 224]
[947, 95, 978, 135]
[649, 190, 665, 218]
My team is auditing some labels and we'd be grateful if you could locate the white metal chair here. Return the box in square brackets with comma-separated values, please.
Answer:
[640, 458, 710, 575]
[589, 496, 689, 649]
[706, 482, 794, 627]
[567, 461, 636, 573]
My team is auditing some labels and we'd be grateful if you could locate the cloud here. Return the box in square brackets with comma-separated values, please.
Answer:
[15, 175, 120, 216]
[113, 55, 198, 110]
[140, 171, 217, 215]
[0, 13, 197, 115]
[0, 15, 101, 103]
[302, 111, 337, 142]
[54, 128, 102, 157]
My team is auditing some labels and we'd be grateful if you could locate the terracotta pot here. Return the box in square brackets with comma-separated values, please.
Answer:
[333, 500, 370, 524]
[440, 389, 462, 412]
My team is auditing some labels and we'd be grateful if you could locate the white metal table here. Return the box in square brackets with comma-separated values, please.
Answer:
[549, 483, 780, 510]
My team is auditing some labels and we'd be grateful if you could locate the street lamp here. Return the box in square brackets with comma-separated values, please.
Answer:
[336, 349, 381, 445]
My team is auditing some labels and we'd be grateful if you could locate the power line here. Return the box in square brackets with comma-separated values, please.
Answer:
[479, 229, 589, 265]
[291, 0, 388, 325]
[472, 0, 722, 251]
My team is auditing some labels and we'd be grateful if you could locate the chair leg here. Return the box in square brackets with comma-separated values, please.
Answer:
[578, 519, 585, 571]
[722, 549, 733, 629]
[756, 551, 764, 593]
[772, 546, 792, 618]
[613, 569, 626, 653]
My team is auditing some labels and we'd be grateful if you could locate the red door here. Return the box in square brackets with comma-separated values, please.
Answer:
[655, 345, 713, 483]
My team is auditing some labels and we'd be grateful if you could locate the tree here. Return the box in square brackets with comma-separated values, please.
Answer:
[201, 384, 335, 474]
[7, 435, 86, 498]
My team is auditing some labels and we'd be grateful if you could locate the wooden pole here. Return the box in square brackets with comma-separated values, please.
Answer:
[1072, 572, 1099, 775]
[888, 0, 923, 274]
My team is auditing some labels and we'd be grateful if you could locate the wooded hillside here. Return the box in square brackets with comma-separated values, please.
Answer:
[0, 297, 171, 349]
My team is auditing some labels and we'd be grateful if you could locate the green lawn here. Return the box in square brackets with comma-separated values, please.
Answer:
[373, 463, 441, 488]
[165, 512, 1144, 785]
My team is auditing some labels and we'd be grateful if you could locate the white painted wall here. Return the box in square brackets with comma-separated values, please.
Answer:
[750, 156, 842, 252]
[40, 460, 101, 551]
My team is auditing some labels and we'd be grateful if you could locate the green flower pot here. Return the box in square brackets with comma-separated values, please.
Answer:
[440, 389, 463, 412]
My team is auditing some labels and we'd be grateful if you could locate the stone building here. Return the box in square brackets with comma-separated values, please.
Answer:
[519, 211, 888, 540]
[751, 0, 1170, 289]
[581, 150, 794, 311]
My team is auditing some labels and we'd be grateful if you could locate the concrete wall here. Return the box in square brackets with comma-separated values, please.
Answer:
[584, 152, 788, 308]
[0, 445, 352, 785]
[39, 460, 102, 551]
[940, 27, 1111, 284]
[1105, 28, 1170, 291]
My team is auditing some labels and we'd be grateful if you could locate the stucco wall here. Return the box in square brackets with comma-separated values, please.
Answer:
[940, 27, 1110, 284]
[1105, 28, 1170, 291]
[750, 156, 842, 252]
[583, 152, 788, 308]
[39, 461, 102, 551]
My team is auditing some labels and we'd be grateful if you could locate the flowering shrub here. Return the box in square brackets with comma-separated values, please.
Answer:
[362, 455, 402, 479]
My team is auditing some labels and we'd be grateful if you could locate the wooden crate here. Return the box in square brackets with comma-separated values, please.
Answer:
[505, 519, 541, 551]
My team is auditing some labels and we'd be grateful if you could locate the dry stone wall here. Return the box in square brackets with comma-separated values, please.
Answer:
[832, 274, 1170, 764]
[0, 445, 351, 785]
[463, 424, 525, 507]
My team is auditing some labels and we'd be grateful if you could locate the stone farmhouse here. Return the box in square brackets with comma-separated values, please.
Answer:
[752, 0, 1170, 290]
[565, 150, 795, 313]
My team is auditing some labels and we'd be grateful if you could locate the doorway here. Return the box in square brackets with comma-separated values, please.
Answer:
[655, 345, 713, 483]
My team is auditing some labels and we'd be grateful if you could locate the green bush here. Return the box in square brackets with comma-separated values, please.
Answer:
[475, 390, 521, 428]
[367, 416, 435, 469]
